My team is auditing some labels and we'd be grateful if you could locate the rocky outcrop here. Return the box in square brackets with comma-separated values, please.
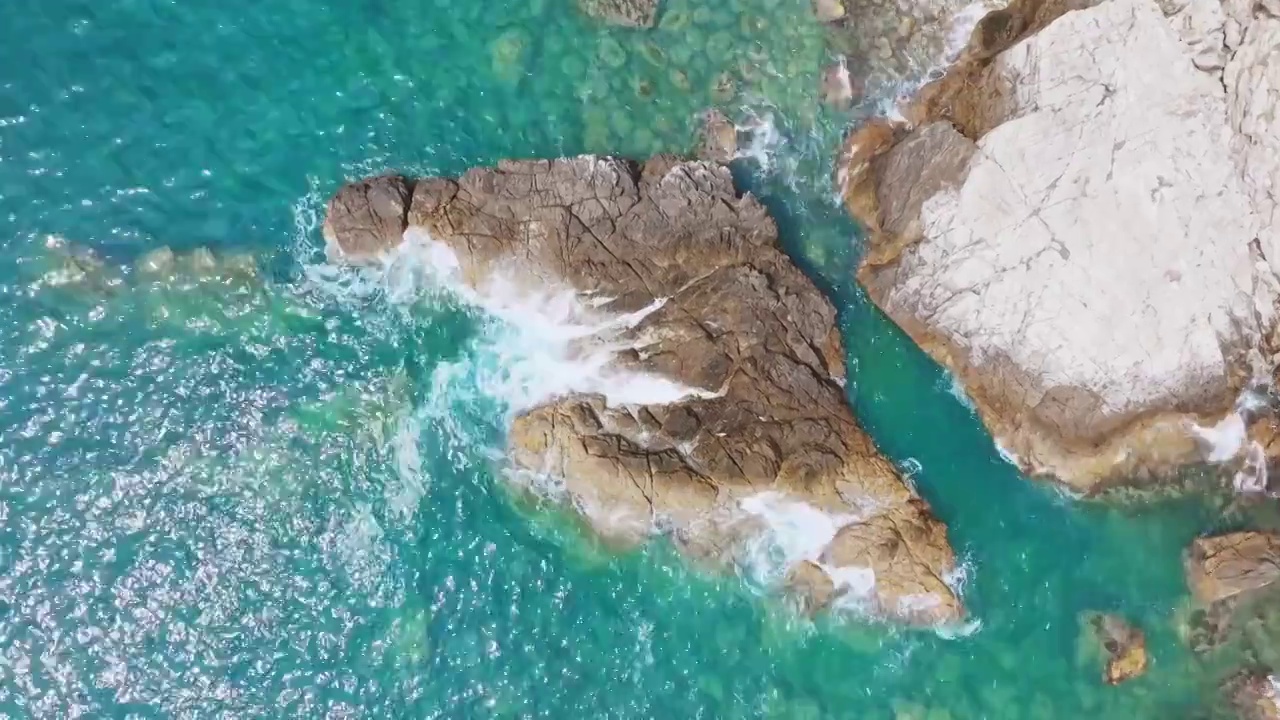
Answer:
[577, 0, 658, 27]
[842, 0, 1280, 492]
[324, 156, 963, 625]
[1187, 532, 1280, 605]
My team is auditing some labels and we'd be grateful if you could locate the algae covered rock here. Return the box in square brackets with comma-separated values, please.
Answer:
[325, 156, 964, 625]
[1082, 612, 1149, 685]
[578, 0, 658, 27]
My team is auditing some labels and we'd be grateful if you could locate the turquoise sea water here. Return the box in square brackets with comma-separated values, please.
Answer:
[0, 0, 1267, 717]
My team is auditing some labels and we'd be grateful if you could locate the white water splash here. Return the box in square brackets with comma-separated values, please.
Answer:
[994, 440, 1021, 468]
[945, 2, 999, 60]
[1191, 411, 1248, 463]
[736, 491, 885, 610]
[733, 110, 784, 175]
[943, 374, 977, 413]
[738, 491, 865, 584]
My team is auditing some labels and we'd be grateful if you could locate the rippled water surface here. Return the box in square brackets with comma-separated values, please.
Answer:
[0, 0, 1263, 717]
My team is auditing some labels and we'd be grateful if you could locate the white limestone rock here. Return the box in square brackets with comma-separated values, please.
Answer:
[849, 0, 1280, 491]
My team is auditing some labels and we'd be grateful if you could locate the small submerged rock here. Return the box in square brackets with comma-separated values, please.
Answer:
[695, 109, 737, 163]
[820, 58, 859, 110]
[812, 0, 847, 23]
[324, 156, 965, 626]
[577, 0, 659, 28]
[137, 246, 177, 275]
[1083, 612, 1149, 685]
[1225, 671, 1280, 720]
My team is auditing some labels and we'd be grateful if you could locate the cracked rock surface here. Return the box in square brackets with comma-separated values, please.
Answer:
[323, 155, 962, 625]
[843, 0, 1280, 492]
[1187, 531, 1280, 606]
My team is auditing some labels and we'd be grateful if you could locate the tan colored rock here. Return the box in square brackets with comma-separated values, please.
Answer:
[1084, 613, 1149, 685]
[695, 109, 737, 164]
[813, 0, 848, 22]
[327, 156, 963, 625]
[1187, 532, 1280, 605]
[577, 0, 658, 27]
[842, 0, 1279, 492]
[322, 175, 412, 264]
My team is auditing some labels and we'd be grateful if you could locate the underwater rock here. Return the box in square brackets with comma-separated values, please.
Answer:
[322, 174, 413, 263]
[137, 246, 177, 275]
[841, 0, 1280, 492]
[578, 0, 658, 28]
[813, 0, 848, 22]
[1187, 532, 1280, 605]
[820, 58, 858, 109]
[1224, 671, 1280, 720]
[326, 156, 964, 625]
[695, 109, 737, 164]
[1084, 612, 1149, 685]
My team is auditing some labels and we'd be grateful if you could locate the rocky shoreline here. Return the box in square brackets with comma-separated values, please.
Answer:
[323, 156, 964, 625]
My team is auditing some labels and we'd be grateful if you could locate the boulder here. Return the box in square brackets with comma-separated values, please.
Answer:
[1187, 532, 1280, 605]
[322, 175, 413, 264]
[577, 0, 658, 28]
[325, 156, 964, 624]
[1083, 612, 1149, 685]
[842, 0, 1280, 492]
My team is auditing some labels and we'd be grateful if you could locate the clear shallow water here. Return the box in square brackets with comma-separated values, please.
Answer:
[0, 0, 1261, 717]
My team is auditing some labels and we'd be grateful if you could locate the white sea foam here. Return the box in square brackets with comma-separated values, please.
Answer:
[738, 492, 861, 575]
[945, 2, 998, 60]
[943, 374, 977, 413]
[366, 229, 722, 416]
[994, 440, 1021, 468]
[736, 491, 883, 604]
[1192, 411, 1248, 463]
[733, 110, 784, 174]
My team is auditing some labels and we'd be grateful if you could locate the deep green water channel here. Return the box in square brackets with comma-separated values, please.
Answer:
[0, 0, 1259, 716]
